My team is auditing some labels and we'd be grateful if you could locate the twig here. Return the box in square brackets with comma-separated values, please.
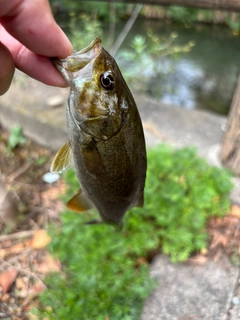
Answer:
[107, 2, 116, 49]
[0, 230, 36, 242]
[9, 162, 30, 182]
[0, 255, 47, 289]
[21, 286, 45, 309]
[110, 4, 143, 57]
[0, 248, 32, 270]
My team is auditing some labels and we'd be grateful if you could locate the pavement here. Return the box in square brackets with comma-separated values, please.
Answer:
[1, 70, 240, 320]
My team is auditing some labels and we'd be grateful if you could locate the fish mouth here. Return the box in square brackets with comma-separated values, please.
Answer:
[52, 37, 102, 82]
[71, 37, 102, 57]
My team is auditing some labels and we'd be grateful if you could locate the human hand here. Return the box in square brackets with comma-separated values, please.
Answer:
[0, 0, 72, 95]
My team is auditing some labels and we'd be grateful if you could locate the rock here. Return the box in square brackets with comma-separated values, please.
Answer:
[42, 172, 60, 184]
[0, 269, 18, 294]
[47, 95, 64, 108]
[232, 297, 240, 305]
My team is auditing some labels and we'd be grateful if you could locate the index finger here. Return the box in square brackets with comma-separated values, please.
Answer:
[0, 27, 68, 87]
[0, 0, 72, 58]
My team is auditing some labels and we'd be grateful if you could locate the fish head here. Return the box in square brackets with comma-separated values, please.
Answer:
[52, 37, 127, 140]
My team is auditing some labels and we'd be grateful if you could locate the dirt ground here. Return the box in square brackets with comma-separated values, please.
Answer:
[0, 124, 65, 319]
[0, 123, 240, 319]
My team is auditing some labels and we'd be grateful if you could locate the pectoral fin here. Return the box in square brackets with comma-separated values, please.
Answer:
[66, 190, 94, 213]
[50, 141, 73, 174]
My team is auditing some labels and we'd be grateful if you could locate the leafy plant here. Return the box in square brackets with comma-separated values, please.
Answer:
[36, 145, 233, 319]
[7, 126, 26, 150]
[226, 14, 240, 35]
[166, 6, 200, 24]
[35, 156, 48, 166]
[143, 145, 232, 261]
[116, 31, 195, 97]
[65, 6, 195, 101]
[68, 12, 103, 51]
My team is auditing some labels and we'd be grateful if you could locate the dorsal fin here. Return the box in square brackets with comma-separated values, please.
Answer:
[50, 141, 73, 174]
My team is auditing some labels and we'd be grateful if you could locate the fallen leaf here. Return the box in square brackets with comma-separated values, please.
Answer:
[17, 288, 29, 298]
[27, 313, 39, 320]
[200, 247, 208, 255]
[0, 269, 18, 293]
[0, 249, 7, 259]
[1, 293, 10, 302]
[36, 252, 61, 274]
[189, 254, 208, 265]
[31, 230, 51, 249]
[33, 281, 46, 293]
[41, 181, 66, 202]
[15, 277, 26, 290]
[5, 243, 26, 257]
[136, 257, 148, 266]
[210, 234, 227, 250]
[0, 241, 30, 259]
[21, 280, 45, 308]
[231, 205, 240, 218]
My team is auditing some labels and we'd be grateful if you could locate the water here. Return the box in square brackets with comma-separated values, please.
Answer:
[57, 12, 240, 116]
[110, 18, 240, 115]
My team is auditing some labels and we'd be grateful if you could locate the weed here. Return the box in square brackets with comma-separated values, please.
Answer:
[35, 156, 48, 166]
[7, 126, 26, 150]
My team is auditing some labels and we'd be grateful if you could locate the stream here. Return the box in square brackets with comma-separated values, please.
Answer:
[111, 18, 240, 115]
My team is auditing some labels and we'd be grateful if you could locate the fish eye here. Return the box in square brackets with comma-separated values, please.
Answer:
[100, 73, 115, 90]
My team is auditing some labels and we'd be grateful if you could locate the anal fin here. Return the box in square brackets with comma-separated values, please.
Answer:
[66, 190, 94, 213]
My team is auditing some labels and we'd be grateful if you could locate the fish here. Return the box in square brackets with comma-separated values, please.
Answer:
[51, 37, 146, 225]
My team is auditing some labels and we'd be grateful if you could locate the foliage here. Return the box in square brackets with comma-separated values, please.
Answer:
[50, 1, 240, 34]
[36, 145, 233, 319]
[65, 9, 194, 99]
[159, 6, 240, 33]
[225, 15, 240, 35]
[61, 4, 195, 100]
[67, 12, 103, 51]
[144, 145, 232, 261]
[50, 0, 129, 22]
[166, 6, 209, 24]
[7, 126, 26, 150]
[50, 0, 108, 16]
[116, 31, 195, 97]
[36, 205, 155, 320]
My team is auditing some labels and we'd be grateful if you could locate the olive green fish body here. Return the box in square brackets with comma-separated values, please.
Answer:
[51, 37, 146, 224]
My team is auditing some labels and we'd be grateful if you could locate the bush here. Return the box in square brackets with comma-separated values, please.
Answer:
[144, 145, 232, 261]
[36, 145, 233, 319]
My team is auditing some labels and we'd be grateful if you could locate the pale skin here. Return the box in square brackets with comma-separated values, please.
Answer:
[0, 0, 73, 95]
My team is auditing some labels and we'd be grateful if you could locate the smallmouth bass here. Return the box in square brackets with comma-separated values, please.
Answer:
[51, 37, 146, 225]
